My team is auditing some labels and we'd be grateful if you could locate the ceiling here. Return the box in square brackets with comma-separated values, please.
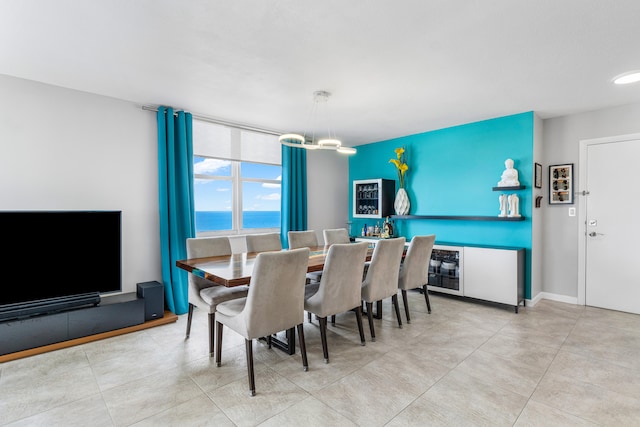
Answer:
[2, 0, 640, 146]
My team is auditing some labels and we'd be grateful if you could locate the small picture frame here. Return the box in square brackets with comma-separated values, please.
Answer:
[549, 163, 573, 204]
[534, 162, 542, 189]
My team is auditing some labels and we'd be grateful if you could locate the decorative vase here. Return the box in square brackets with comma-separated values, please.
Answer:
[394, 188, 410, 215]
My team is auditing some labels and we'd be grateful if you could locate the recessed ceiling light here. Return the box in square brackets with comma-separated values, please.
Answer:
[613, 71, 640, 85]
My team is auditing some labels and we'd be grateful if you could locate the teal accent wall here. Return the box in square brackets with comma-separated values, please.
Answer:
[349, 112, 534, 298]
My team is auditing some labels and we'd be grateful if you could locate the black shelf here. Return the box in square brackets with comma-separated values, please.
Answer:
[492, 185, 526, 191]
[392, 215, 525, 221]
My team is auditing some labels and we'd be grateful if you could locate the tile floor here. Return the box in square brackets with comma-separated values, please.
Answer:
[2, 292, 640, 426]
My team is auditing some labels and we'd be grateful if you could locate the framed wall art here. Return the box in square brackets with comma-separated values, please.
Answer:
[549, 163, 573, 204]
[534, 162, 542, 189]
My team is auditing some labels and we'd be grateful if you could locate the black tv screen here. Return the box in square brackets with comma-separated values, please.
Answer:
[0, 211, 122, 307]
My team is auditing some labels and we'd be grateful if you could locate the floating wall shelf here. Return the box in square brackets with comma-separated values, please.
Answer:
[391, 215, 525, 221]
[492, 185, 526, 191]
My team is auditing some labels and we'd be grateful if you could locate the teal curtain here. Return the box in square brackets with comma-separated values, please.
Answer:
[157, 106, 195, 315]
[281, 145, 307, 248]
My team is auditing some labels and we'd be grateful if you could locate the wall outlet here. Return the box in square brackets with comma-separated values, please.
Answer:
[568, 207, 576, 217]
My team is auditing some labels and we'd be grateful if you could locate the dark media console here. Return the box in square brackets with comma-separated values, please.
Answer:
[0, 285, 167, 357]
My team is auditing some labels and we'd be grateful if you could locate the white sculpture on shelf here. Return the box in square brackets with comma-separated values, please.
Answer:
[508, 194, 521, 218]
[497, 158, 520, 187]
[498, 194, 507, 217]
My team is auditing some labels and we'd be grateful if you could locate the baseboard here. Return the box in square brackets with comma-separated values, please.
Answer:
[526, 292, 579, 307]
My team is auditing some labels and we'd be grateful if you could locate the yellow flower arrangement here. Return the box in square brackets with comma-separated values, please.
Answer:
[389, 147, 408, 188]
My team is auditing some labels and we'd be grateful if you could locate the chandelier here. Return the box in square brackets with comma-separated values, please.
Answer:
[279, 91, 357, 155]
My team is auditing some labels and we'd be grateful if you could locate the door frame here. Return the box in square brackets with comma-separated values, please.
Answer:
[577, 132, 640, 306]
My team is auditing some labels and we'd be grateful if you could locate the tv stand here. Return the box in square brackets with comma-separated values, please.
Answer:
[0, 292, 144, 356]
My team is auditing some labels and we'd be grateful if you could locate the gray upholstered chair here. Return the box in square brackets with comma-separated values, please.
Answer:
[361, 237, 406, 341]
[304, 241, 369, 363]
[288, 230, 319, 249]
[185, 237, 248, 357]
[323, 228, 351, 245]
[214, 247, 310, 396]
[398, 235, 436, 322]
[245, 232, 282, 253]
[288, 230, 321, 284]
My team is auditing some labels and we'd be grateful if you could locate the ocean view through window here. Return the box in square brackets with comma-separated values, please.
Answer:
[193, 156, 281, 234]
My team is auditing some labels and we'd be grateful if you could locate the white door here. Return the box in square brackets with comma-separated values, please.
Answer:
[584, 137, 640, 314]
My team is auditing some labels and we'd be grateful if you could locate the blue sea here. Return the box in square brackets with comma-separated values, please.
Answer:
[195, 211, 280, 232]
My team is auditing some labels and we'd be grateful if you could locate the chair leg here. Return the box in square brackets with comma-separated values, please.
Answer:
[208, 313, 216, 357]
[308, 311, 312, 323]
[185, 303, 194, 338]
[245, 339, 256, 397]
[215, 320, 223, 367]
[297, 323, 309, 372]
[366, 302, 376, 342]
[392, 294, 403, 329]
[331, 315, 336, 325]
[354, 306, 366, 346]
[422, 285, 431, 313]
[319, 316, 329, 363]
[401, 290, 411, 323]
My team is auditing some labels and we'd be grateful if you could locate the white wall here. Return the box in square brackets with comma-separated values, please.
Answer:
[306, 149, 350, 244]
[541, 102, 640, 298]
[0, 74, 160, 294]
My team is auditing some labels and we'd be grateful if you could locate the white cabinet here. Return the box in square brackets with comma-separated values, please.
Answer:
[353, 179, 395, 219]
[463, 247, 525, 311]
[427, 244, 525, 312]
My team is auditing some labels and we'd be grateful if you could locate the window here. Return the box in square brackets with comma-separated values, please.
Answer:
[192, 120, 281, 235]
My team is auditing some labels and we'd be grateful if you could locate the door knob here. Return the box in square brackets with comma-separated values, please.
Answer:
[589, 232, 605, 237]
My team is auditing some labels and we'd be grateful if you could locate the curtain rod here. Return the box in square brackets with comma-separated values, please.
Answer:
[141, 105, 282, 136]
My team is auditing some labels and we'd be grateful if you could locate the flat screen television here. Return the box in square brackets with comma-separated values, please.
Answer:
[0, 211, 122, 317]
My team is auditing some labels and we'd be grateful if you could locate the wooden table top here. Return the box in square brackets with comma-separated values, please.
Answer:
[176, 245, 374, 287]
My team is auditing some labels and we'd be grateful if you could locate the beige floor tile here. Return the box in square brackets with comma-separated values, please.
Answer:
[531, 372, 640, 425]
[129, 394, 234, 427]
[0, 346, 90, 387]
[185, 342, 257, 393]
[270, 343, 386, 393]
[91, 347, 179, 391]
[102, 369, 205, 427]
[547, 349, 640, 399]
[207, 365, 308, 427]
[0, 366, 101, 425]
[258, 396, 358, 427]
[514, 400, 599, 426]
[312, 351, 449, 426]
[454, 348, 549, 397]
[387, 394, 509, 427]
[3, 393, 113, 427]
[419, 370, 528, 426]
[479, 333, 559, 370]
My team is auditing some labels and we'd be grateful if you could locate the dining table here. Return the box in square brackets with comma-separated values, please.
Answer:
[176, 244, 382, 354]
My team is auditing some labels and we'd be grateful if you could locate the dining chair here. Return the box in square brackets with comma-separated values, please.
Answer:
[288, 230, 322, 284]
[323, 228, 351, 245]
[214, 247, 310, 396]
[398, 235, 436, 322]
[361, 237, 406, 341]
[304, 241, 369, 363]
[185, 237, 249, 357]
[288, 230, 319, 249]
[245, 232, 282, 253]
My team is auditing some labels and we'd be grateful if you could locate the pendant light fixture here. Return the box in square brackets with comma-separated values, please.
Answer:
[279, 91, 357, 154]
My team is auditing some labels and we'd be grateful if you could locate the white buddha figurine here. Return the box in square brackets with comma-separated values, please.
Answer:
[498, 158, 520, 187]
